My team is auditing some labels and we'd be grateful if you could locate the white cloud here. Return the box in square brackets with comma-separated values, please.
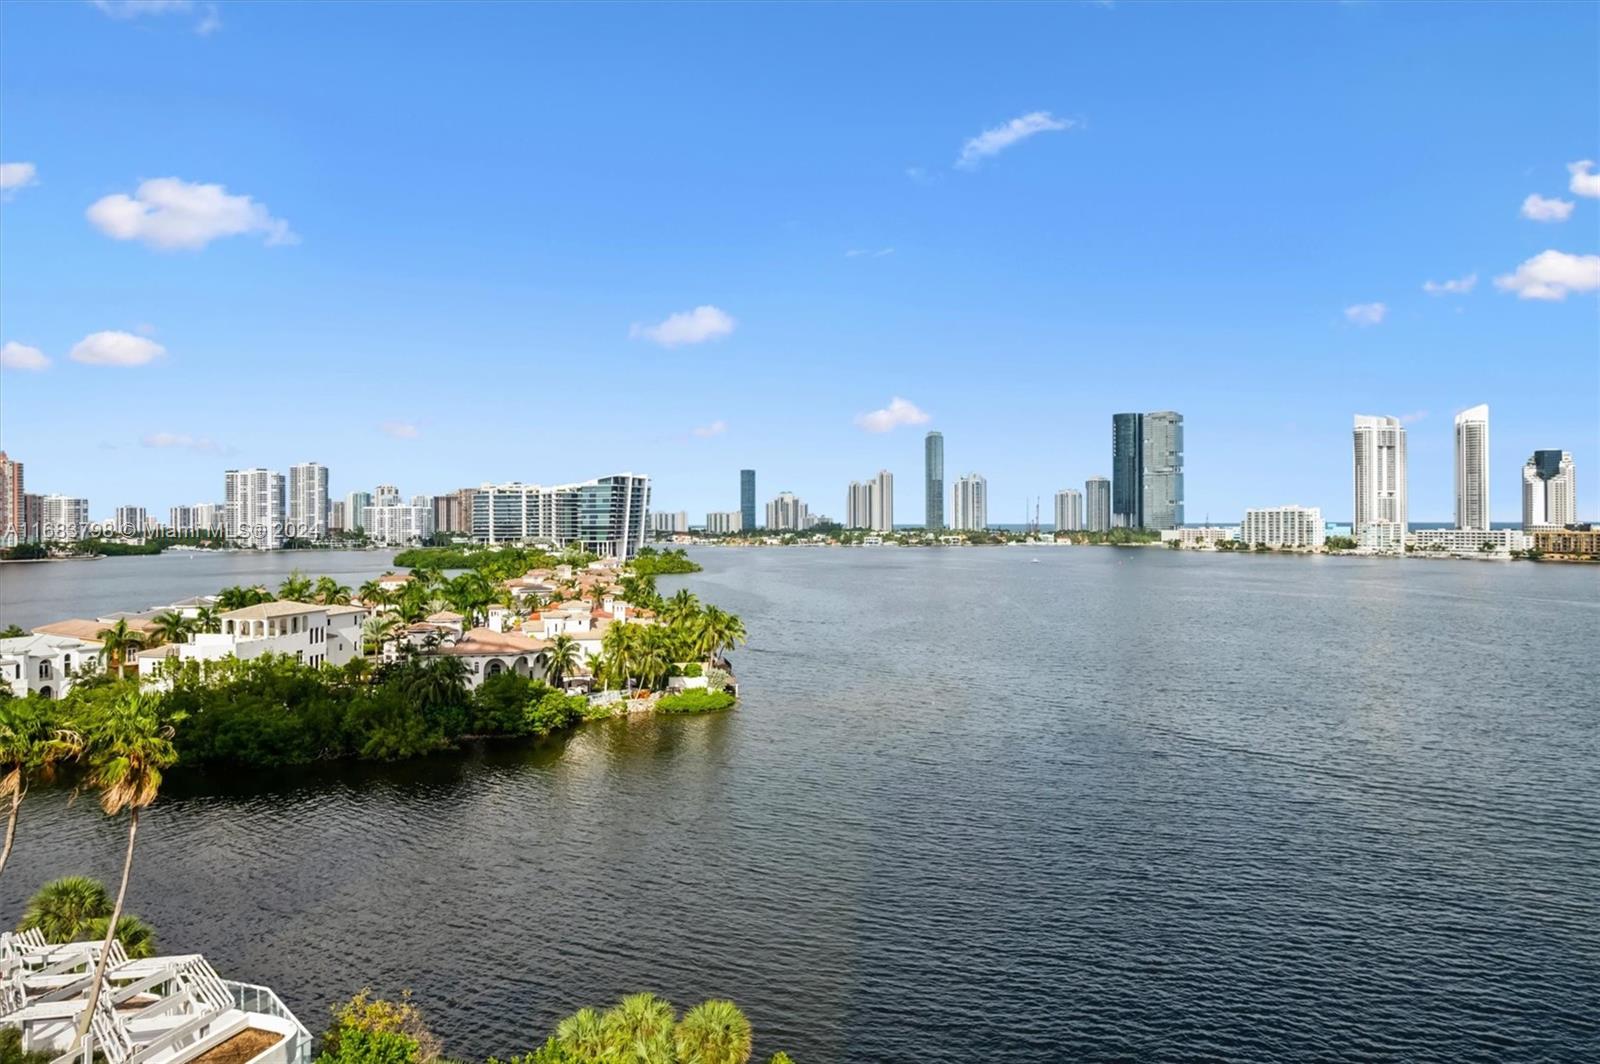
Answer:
[846, 247, 895, 258]
[1397, 410, 1428, 426]
[629, 305, 736, 348]
[1494, 250, 1600, 301]
[380, 420, 420, 439]
[1343, 302, 1387, 326]
[0, 341, 49, 371]
[91, 1, 220, 34]
[87, 177, 296, 250]
[0, 162, 38, 198]
[855, 397, 931, 433]
[691, 420, 728, 439]
[1569, 160, 1600, 198]
[1422, 273, 1477, 295]
[1521, 193, 1574, 222]
[69, 330, 166, 366]
[956, 111, 1076, 169]
[141, 431, 221, 454]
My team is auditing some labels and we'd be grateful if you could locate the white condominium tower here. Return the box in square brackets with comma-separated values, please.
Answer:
[471, 474, 650, 557]
[224, 468, 286, 550]
[846, 481, 872, 529]
[1522, 450, 1576, 529]
[951, 473, 987, 531]
[288, 461, 330, 541]
[1084, 476, 1111, 532]
[845, 470, 895, 532]
[1054, 488, 1083, 532]
[765, 491, 809, 531]
[1454, 404, 1490, 530]
[1352, 415, 1408, 547]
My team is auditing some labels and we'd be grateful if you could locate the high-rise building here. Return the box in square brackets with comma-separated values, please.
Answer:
[1353, 415, 1408, 549]
[651, 510, 689, 534]
[345, 491, 373, 533]
[329, 500, 347, 533]
[288, 462, 330, 541]
[765, 492, 808, 531]
[871, 469, 893, 532]
[430, 487, 477, 535]
[1454, 404, 1490, 530]
[0, 451, 24, 546]
[469, 474, 650, 557]
[925, 431, 945, 530]
[846, 481, 872, 529]
[705, 511, 742, 535]
[113, 506, 148, 537]
[225, 469, 286, 549]
[1112, 413, 1144, 529]
[1241, 505, 1325, 549]
[951, 474, 987, 531]
[169, 503, 224, 536]
[1523, 450, 1576, 530]
[740, 469, 757, 530]
[1054, 488, 1083, 532]
[39, 495, 90, 542]
[365, 495, 435, 546]
[1141, 411, 1184, 530]
[1112, 410, 1184, 530]
[1085, 476, 1111, 532]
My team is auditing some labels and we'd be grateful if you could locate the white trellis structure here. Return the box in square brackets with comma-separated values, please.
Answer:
[0, 930, 309, 1064]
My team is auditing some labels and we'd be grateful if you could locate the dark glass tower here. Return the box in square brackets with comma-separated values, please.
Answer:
[1112, 413, 1144, 529]
[924, 431, 945, 529]
[740, 469, 756, 530]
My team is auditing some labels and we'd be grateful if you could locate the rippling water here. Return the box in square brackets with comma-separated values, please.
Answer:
[2, 547, 1597, 1062]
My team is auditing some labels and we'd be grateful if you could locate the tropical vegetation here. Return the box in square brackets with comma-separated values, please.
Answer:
[320, 991, 792, 1064]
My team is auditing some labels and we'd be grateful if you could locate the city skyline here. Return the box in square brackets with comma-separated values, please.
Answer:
[1, 4, 1596, 523]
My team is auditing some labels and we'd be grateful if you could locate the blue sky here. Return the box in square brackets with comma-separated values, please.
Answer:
[1, 1, 1596, 524]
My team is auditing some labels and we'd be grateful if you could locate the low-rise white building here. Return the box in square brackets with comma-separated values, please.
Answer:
[139, 601, 367, 679]
[1159, 526, 1239, 548]
[1241, 506, 1325, 549]
[432, 627, 551, 688]
[705, 511, 742, 535]
[0, 633, 102, 700]
[1410, 527, 1530, 555]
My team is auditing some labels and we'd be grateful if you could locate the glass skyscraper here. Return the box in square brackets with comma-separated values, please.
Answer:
[1141, 411, 1184, 530]
[924, 431, 944, 529]
[1111, 413, 1144, 529]
[740, 469, 757, 530]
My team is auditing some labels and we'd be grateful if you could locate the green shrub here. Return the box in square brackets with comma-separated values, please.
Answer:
[656, 690, 736, 715]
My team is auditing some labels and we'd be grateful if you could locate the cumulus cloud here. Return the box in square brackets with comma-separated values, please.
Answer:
[380, 420, 420, 439]
[691, 419, 728, 439]
[846, 247, 895, 258]
[629, 305, 736, 348]
[0, 341, 50, 371]
[1422, 273, 1477, 295]
[956, 111, 1077, 169]
[87, 177, 296, 250]
[0, 162, 37, 199]
[141, 431, 221, 454]
[91, 1, 220, 35]
[1569, 160, 1600, 198]
[1493, 250, 1600, 301]
[1344, 302, 1387, 326]
[855, 397, 931, 433]
[69, 330, 166, 366]
[1521, 193, 1574, 222]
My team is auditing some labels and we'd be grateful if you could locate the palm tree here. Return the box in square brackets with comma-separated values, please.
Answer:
[193, 606, 220, 634]
[634, 627, 672, 691]
[314, 576, 351, 605]
[148, 611, 193, 648]
[358, 579, 385, 607]
[84, 914, 156, 959]
[96, 618, 144, 676]
[555, 1007, 607, 1062]
[675, 1000, 753, 1064]
[541, 634, 579, 689]
[18, 876, 109, 942]
[406, 658, 469, 716]
[362, 614, 400, 656]
[601, 992, 676, 1064]
[72, 690, 178, 1047]
[277, 570, 313, 601]
[0, 699, 76, 880]
[662, 589, 700, 626]
[602, 623, 639, 688]
[699, 607, 747, 669]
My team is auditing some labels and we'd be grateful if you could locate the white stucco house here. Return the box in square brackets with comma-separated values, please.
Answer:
[0, 633, 102, 700]
[432, 627, 551, 689]
[138, 600, 368, 679]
